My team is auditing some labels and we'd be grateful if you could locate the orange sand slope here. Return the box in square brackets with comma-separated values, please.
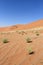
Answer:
[0, 19, 43, 65]
[0, 19, 43, 31]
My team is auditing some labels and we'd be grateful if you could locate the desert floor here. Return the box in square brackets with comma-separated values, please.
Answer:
[0, 29, 43, 65]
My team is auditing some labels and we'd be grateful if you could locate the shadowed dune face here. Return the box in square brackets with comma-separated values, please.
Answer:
[0, 20, 43, 65]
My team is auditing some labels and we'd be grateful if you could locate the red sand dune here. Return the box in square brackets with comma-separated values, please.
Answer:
[0, 19, 43, 31]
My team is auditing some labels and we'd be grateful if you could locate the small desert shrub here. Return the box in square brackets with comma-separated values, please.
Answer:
[21, 31, 27, 35]
[35, 31, 39, 36]
[18, 31, 25, 34]
[27, 47, 34, 55]
[18, 31, 21, 34]
[3, 38, 9, 43]
[26, 37, 32, 43]
[17, 30, 25, 35]
[16, 30, 21, 34]
[21, 31, 25, 35]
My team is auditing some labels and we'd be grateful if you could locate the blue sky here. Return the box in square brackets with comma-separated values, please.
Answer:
[0, 0, 43, 27]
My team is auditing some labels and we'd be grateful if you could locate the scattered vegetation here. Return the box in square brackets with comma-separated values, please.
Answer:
[21, 31, 27, 35]
[3, 38, 9, 43]
[16, 30, 27, 35]
[21, 31, 25, 35]
[16, 30, 21, 34]
[26, 37, 32, 43]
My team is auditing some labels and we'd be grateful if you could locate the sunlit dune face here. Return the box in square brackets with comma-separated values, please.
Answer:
[0, 20, 43, 31]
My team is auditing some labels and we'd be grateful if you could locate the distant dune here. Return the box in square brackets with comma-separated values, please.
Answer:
[0, 19, 43, 31]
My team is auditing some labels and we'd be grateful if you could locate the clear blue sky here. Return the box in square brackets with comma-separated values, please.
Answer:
[0, 0, 43, 27]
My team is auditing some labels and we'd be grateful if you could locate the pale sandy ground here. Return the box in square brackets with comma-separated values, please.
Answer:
[0, 29, 43, 65]
[0, 20, 43, 65]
